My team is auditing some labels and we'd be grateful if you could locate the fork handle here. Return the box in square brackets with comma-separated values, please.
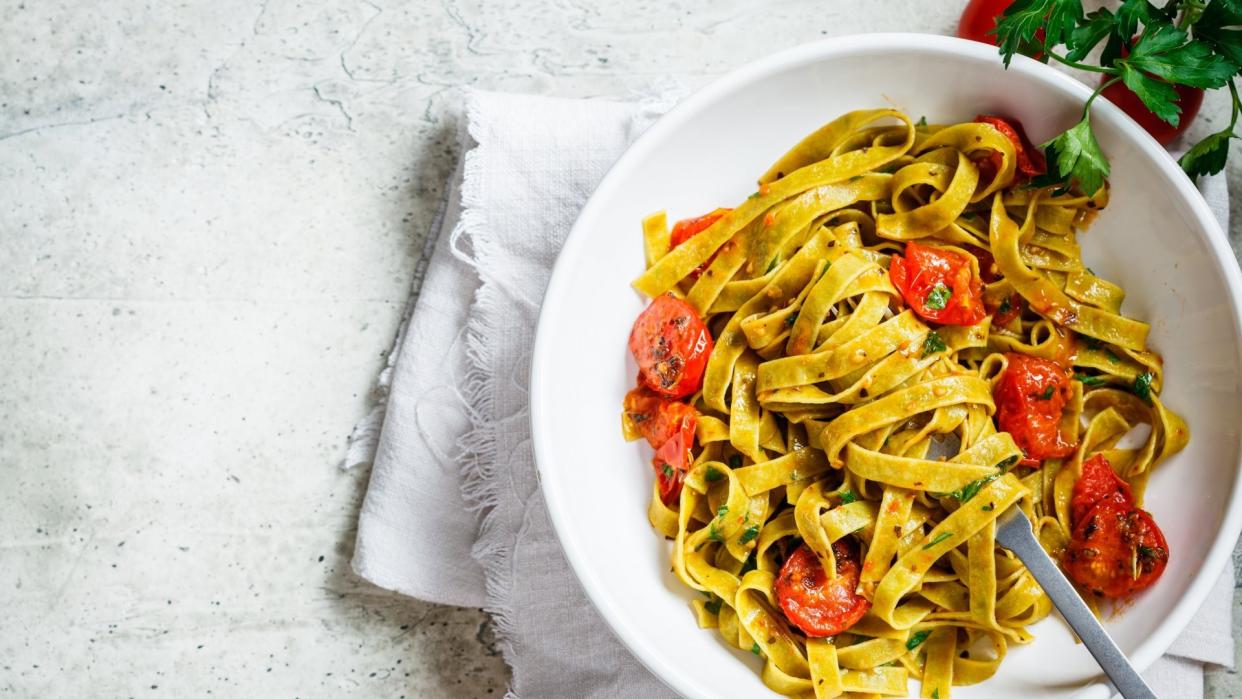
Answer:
[997, 514, 1157, 699]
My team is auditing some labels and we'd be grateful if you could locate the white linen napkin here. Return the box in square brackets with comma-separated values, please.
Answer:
[349, 89, 1235, 698]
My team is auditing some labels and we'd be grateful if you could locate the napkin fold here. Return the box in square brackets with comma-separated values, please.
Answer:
[350, 89, 1235, 698]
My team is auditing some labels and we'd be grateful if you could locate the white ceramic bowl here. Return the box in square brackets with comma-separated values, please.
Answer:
[530, 33, 1242, 698]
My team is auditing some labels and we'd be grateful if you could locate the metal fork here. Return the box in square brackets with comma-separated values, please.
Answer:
[994, 507, 1157, 699]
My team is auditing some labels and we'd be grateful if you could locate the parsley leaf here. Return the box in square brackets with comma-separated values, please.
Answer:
[717, 505, 729, 518]
[784, 313, 797, 327]
[840, 490, 858, 505]
[661, 463, 674, 479]
[740, 551, 758, 575]
[923, 532, 954, 550]
[705, 466, 724, 482]
[728, 454, 743, 469]
[996, 455, 1019, 472]
[1067, 8, 1118, 62]
[996, 0, 1084, 66]
[1037, 384, 1056, 400]
[704, 598, 723, 615]
[1074, 373, 1108, 386]
[906, 630, 931, 650]
[709, 522, 722, 542]
[1133, 371, 1155, 403]
[916, 115, 928, 127]
[751, 642, 761, 655]
[1180, 125, 1236, 180]
[765, 256, 781, 274]
[922, 330, 947, 358]
[925, 283, 952, 311]
[739, 525, 760, 545]
[949, 458, 1013, 503]
[1042, 113, 1110, 196]
[1195, 0, 1242, 70]
[1124, 25, 1234, 92]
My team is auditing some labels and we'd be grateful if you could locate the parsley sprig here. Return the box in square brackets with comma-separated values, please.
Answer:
[995, 0, 1242, 186]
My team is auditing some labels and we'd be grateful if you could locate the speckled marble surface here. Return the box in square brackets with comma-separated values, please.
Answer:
[2, 1, 1240, 697]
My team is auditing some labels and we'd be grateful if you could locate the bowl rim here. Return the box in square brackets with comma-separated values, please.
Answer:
[529, 31, 1242, 698]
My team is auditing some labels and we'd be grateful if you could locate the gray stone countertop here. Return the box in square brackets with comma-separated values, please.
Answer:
[1, 0, 1239, 697]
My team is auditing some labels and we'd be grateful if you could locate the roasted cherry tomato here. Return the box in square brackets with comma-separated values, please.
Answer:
[775, 541, 870, 638]
[623, 386, 697, 449]
[1070, 454, 1134, 524]
[993, 353, 1077, 466]
[624, 385, 698, 505]
[1100, 77, 1203, 147]
[629, 293, 713, 398]
[1064, 499, 1169, 598]
[889, 242, 987, 326]
[670, 208, 731, 279]
[974, 115, 1046, 178]
[963, 245, 1000, 284]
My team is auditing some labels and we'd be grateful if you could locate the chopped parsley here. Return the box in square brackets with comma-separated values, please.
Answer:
[705, 467, 724, 482]
[923, 532, 953, 550]
[933, 689, 940, 699]
[906, 630, 931, 650]
[997, 296, 1012, 315]
[924, 283, 952, 311]
[765, 256, 781, 274]
[708, 522, 722, 542]
[1133, 371, 1155, 403]
[1105, 350, 1121, 364]
[789, 469, 799, 483]
[982, 503, 995, 512]
[661, 463, 674, 479]
[995, 455, 1019, 471]
[916, 115, 928, 127]
[1036, 384, 1055, 400]
[740, 551, 758, 576]
[1083, 337, 1104, 350]
[751, 642, 761, 655]
[840, 490, 858, 505]
[950, 455, 1017, 503]
[921, 330, 947, 358]
[704, 598, 723, 615]
[740, 525, 760, 545]
[785, 314, 797, 327]
[728, 454, 743, 469]
[717, 505, 729, 518]
[1074, 373, 1107, 387]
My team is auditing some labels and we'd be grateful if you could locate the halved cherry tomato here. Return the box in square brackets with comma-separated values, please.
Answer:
[629, 294, 713, 398]
[670, 208, 731, 279]
[1070, 454, 1134, 524]
[974, 115, 1046, 178]
[775, 541, 870, 638]
[623, 385, 697, 448]
[993, 353, 1076, 466]
[889, 242, 987, 326]
[1064, 499, 1169, 598]
[963, 245, 1000, 284]
[624, 385, 698, 505]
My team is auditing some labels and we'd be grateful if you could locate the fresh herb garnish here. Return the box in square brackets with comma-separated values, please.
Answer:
[922, 330, 947, 357]
[706, 466, 724, 482]
[906, 630, 931, 650]
[996, 455, 1019, 472]
[728, 454, 743, 469]
[705, 598, 723, 615]
[740, 551, 758, 576]
[923, 532, 954, 550]
[924, 283, 952, 311]
[1037, 384, 1056, 400]
[1134, 371, 1155, 403]
[717, 505, 729, 518]
[997, 296, 1013, 315]
[982, 503, 996, 511]
[708, 522, 722, 542]
[790, 469, 800, 483]
[785, 314, 797, 327]
[1074, 373, 1108, 386]
[995, 0, 1242, 183]
[740, 525, 761, 545]
[1105, 350, 1121, 364]
[661, 463, 674, 479]
[840, 490, 858, 505]
[765, 257, 781, 274]
[751, 642, 761, 655]
[1084, 336, 1104, 350]
[949, 456, 1014, 504]
[933, 689, 940, 699]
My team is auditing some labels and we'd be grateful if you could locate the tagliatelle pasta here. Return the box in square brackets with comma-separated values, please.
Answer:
[620, 109, 1189, 698]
